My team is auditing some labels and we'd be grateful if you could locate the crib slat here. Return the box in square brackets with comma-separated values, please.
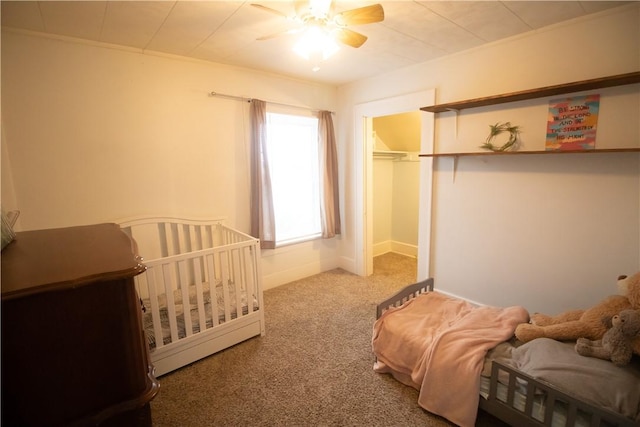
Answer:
[178, 259, 193, 337]
[179, 224, 197, 286]
[158, 223, 169, 258]
[206, 225, 214, 249]
[175, 224, 185, 254]
[241, 246, 253, 314]
[235, 249, 246, 317]
[193, 257, 207, 331]
[248, 245, 260, 313]
[523, 380, 535, 417]
[206, 253, 220, 327]
[163, 263, 180, 342]
[543, 395, 556, 425]
[146, 267, 165, 349]
[220, 250, 232, 321]
[506, 373, 516, 406]
[566, 403, 578, 427]
[193, 225, 203, 251]
[170, 223, 180, 256]
[181, 224, 193, 253]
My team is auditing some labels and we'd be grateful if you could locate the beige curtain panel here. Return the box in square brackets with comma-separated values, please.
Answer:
[318, 111, 341, 238]
[249, 99, 276, 249]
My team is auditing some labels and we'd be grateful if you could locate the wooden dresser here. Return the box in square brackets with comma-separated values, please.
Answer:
[1, 223, 159, 427]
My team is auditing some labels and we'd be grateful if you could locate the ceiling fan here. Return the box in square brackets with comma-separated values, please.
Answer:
[251, 0, 384, 49]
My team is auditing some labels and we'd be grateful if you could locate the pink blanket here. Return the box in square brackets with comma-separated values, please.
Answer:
[372, 291, 529, 427]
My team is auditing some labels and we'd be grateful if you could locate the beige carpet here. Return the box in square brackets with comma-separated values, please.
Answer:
[150, 253, 507, 426]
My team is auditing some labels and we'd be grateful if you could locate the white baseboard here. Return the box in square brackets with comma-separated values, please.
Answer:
[434, 288, 487, 307]
[373, 241, 392, 257]
[373, 240, 417, 258]
[391, 241, 417, 258]
[263, 244, 418, 291]
[337, 255, 356, 274]
[262, 258, 339, 290]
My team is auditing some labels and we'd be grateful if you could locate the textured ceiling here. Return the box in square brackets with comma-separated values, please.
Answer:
[1, 1, 631, 85]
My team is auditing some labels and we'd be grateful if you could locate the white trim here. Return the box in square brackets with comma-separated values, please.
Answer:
[353, 90, 436, 277]
[417, 106, 435, 281]
[262, 256, 339, 290]
[373, 241, 418, 259]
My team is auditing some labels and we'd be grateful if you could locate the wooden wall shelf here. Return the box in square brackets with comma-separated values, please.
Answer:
[421, 71, 640, 113]
[419, 148, 640, 158]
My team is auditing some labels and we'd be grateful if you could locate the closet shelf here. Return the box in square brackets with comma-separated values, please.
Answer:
[420, 71, 640, 113]
[373, 150, 408, 159]
[419, 148, 640, 158]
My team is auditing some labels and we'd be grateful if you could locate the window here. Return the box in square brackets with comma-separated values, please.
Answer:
[266, 111, 322, 246]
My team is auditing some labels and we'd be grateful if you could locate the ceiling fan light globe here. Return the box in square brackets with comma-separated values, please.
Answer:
[321, 38, 340, 60]
[293, 26, 339, 61]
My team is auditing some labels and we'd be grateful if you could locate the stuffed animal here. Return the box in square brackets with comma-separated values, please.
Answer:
[515, 272, 640, 356]
[575, 309, 640, 366]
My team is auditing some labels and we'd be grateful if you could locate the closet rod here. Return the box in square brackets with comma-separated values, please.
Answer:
[208, 91, 334, 114]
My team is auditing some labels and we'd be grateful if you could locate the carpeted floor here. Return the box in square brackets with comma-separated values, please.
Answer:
[150, 253, 508, 426]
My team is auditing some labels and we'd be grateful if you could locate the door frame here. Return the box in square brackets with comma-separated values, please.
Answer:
[353, 89, 435, 278]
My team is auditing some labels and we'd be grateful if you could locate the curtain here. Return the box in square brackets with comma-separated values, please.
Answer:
[318, 111, 341, 238]
[249, 99, 276, 249]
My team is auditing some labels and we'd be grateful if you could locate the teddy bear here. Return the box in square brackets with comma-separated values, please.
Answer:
[575, 309, 640, 366]
[515, 272, 640, 356]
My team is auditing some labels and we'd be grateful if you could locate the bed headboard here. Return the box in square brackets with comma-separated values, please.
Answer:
[376, 278, 434, 319]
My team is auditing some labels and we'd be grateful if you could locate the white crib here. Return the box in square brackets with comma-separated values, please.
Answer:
[118, 216, 265, 376]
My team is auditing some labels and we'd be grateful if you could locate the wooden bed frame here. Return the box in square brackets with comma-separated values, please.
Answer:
[375, 279, 636, 427]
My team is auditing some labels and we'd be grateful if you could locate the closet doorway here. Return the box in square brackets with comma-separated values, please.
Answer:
[354, 89, 435, 280]
[372, 112, 421, 259]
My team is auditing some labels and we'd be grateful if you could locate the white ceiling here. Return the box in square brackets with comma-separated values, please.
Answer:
[1, 1, 631, 85]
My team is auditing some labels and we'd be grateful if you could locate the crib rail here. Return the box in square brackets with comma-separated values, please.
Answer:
[118, 216, 263, 349]
[115, 216, 264, 376]
[119, 216, 244, 259]
[139, 240, 261, 349]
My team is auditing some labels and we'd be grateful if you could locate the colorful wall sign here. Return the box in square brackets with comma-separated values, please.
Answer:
[546, 94, 600, 151]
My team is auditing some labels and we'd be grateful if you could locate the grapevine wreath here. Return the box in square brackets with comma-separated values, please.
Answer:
[480, 122, 521, 152]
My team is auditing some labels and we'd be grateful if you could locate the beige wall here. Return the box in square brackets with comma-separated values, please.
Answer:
[372, 158, 393, 251]
[3, 4, 639, 312]
[337, 3, 640, 314]
[372, 157, 421, 257]
[0, 30, 338, 289]
[373, 111, 420, 152]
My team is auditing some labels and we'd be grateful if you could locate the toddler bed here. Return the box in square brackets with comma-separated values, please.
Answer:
[373, 279, 640, 427]
[119, 216, 265, 376]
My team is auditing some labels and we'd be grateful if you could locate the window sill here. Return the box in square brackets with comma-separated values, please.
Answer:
[275, 233, 323, 249]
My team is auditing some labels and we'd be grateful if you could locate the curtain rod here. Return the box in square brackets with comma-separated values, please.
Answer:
[208, 91, 334, 114]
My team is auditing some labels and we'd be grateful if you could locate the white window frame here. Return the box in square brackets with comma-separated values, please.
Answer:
[265, 106, 322, 247]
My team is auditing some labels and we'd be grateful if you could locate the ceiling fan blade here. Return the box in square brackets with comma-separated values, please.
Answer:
[250, 3, 289, 19]
[257, 27, 304, 41]
[334, 4, 384, 26]
[333, 28, 368, 48]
